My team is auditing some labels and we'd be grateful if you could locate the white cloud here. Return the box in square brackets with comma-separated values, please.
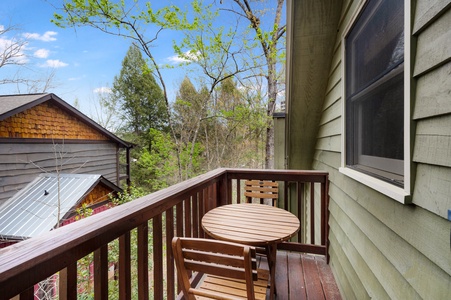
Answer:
[24, 31, 57, 42]
[167, 50, 200, 64]
[0, 37, 28, 64]
[34, 48, 50, 58]
[93, 87, 112, 94]
[40, 59, 68, 68]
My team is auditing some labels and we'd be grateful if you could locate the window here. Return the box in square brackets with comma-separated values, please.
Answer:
[345, 0, 405, 187]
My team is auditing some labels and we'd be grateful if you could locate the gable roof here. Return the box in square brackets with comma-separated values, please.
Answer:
[0, 93, 132, 148]
[0, 173, 121, 241]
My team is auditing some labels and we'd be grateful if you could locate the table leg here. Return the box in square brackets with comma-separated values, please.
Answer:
[266, 244, 277, 300]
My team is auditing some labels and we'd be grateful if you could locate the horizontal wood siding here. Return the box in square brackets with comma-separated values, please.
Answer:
[413, 61, 451, 118]
[413, 6, 451, 76]
[286, 0, 343, 170]
[0, 142, 119, 204]
[412, 2, 451, 221]
[296, 0, 451, 298]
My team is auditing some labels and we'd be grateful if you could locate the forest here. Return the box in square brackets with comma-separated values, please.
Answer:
[55, 0, 287, 194]
[2, 0, 286, 194]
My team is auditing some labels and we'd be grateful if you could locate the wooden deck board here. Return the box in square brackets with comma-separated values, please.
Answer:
[287, 251, 307, 300]
[261, 251, 341, 300]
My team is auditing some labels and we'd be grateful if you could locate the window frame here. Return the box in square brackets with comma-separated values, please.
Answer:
[339, 0, 412, 203]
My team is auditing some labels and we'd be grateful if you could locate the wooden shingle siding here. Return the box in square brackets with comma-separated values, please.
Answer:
[0, 142, 119, 204]
[80, 183, 114, 208]
[0, 102, 109, 140]
[296, 0, 451, 298]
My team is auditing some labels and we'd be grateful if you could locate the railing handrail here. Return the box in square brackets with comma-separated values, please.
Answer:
[0, 168, 329, 299]
[0, 168, 227, 298]
[225, 168, 329, 181]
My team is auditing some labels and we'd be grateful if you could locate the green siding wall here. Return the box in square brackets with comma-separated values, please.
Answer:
[289, 0, 451, 298]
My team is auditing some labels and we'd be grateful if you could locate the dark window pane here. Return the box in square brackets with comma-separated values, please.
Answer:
[358, 71, 404, 160]
[345, 0, 404, 182]
[346, 0, 404, 96]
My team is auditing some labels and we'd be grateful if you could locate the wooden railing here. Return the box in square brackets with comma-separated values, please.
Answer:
[0, 168, 329, 300]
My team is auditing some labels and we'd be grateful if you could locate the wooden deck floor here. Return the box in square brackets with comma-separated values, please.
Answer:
[261, 251, 342, 300]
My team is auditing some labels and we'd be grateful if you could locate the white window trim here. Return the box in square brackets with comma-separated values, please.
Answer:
[339, 0, 412, 204]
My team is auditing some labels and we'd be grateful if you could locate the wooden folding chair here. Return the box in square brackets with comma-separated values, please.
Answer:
[172, 237, 268, 300]
[244, 180, 279, 207]
[244, 180, 280, 261]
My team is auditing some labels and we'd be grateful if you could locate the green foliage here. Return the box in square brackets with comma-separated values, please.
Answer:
[52, 0, 283, 175]
[119, 129, 179, 193]
[112, 45, 168, 134]
[133, 129, 179, 191]
[75, 203, 93, 220]
[172, 77, 208, 179]
[110, 185, 146, 206]
[53, 0, 201, 31]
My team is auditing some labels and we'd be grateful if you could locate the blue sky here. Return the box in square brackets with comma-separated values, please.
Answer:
[1, 0, 285, 119]
[1, 0, 198, 116]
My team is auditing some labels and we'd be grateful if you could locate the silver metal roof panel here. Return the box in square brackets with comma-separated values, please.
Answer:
[0, 173, 105, 240]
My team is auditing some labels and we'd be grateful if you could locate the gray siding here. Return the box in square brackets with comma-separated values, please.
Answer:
[0, 142, 119, 204]
[298, 0, 451, 299]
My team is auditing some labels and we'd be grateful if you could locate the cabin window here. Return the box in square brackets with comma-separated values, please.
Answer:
[345, 0, 404, 187]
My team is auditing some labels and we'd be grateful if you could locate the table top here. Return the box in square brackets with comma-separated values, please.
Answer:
[202, 203, 300, 247]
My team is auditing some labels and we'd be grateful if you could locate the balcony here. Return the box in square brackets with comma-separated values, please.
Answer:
[0, 168, 340, 299]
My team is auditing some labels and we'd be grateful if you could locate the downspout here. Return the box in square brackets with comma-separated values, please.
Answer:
[126, 145, 131, 188]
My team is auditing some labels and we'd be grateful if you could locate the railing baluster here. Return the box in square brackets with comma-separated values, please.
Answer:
[153, 214, 163, 300]
[0, 168, 331, 298]
[19, 287, 33, 300]
[283, 181, 288, 210]
[236, 179, 241, 203]
[199, 189, 205, 238]
[192, 192, 199, 238]
[59, 262, 77, 300]
[166, 208, 175, 300]
[298, 182, 304, 243]
[322, 181, 326, 245]
[184, 198, 192, 237]
[175, 198, 184, 295]
[176, 202, 183, 237]
[227, 177, 232, 204]
[310, 182, 315, 245]
[137, 223, 149, 300]
[119, 232, 131, 300]
[94, 245, 108, 300]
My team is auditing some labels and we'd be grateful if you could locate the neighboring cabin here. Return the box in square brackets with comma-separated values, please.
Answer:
[284, 0, 450, 299]
[0, 93, 132, 204]
[0, 93, 132, 246]
[0, 173, 121, 245]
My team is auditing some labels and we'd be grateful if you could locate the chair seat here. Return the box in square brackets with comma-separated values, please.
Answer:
[196, 269, 269, 300]
[172, 237, 270, 300]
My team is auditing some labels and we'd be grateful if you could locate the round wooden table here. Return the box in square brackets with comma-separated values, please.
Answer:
[202, 203, 300, 299]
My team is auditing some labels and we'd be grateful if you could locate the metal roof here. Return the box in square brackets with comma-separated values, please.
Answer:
[0, 173, 118, 241]
[0, 93, 133, 148]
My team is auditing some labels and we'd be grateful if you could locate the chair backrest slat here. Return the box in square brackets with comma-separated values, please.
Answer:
[244, 180, 279, 206]
[172, 237, 257, 300]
